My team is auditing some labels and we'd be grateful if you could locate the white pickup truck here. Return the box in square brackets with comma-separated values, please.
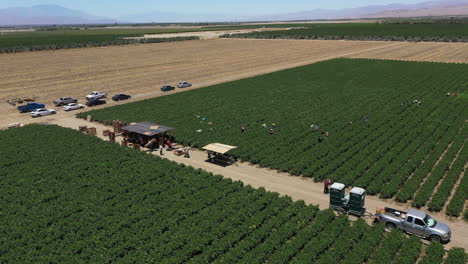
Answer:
[86, 91, 107, 101]
[375, 207, 451, 243]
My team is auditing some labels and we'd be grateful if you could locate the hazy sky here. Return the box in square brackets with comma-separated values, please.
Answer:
[0, 0, 432, 17]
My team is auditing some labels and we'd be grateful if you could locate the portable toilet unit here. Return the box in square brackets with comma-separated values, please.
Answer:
[348, 187, 366, 216]
[329, 182, 346, 210]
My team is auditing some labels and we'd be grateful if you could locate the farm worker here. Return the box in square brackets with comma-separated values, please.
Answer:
[447, 93, 451, 96]
[159, 145, 164, 155]
[325, 131, 329, 137]
[262, 123, 267, 128]
[241, 126, 245, 133]
[364, 115, 369, 123]
[167, 140, 173, 151]
[184, 147, 191, 158]
[270, 128, 275, 135]
[272, 123, 276, 129]
[324, 179, 332, 194]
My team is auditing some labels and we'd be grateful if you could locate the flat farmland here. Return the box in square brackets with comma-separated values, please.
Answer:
[2, 38, 468, 114]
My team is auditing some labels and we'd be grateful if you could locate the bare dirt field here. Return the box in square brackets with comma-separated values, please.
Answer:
[126, 27, 297, 40]
[2, 38, 468, 126]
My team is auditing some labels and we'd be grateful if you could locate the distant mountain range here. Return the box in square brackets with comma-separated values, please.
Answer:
[1, 1, 468, 26]
[251, 0, 468, 21]
[0, 5, 119, 25]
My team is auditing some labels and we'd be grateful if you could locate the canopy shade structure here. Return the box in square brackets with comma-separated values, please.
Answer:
[203, 143, 237, 154]
[122, 121, 174, 137]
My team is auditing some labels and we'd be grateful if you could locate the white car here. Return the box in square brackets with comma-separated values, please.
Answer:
[86, 91, 107, 100]
[63, 103, 84, 111]
[177, 82, 192, 88]
[31, 108, 56, 118]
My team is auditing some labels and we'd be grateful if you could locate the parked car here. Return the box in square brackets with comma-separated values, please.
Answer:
[63, 103, 84, 111]
[160, 85, 175, 92]
[112, 94, 131, 101]
[177, 82, 192, 88]
[53, 97, 78, 106]
[31, 108, 56, 118]
[85, 99, 106, 107]
[17, 102, 45, 113]
[86, 91, 107, 101]
[375, 207, 451, 243]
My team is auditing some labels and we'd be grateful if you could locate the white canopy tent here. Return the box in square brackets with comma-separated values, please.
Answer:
[202, 143, 237, 154]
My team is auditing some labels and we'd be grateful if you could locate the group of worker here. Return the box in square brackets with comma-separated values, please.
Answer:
[241, 123, 277, 135]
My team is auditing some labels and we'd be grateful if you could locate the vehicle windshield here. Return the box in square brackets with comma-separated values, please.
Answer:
[424, 214, 437, 227]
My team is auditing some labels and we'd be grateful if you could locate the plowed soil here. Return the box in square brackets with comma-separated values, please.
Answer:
[2, 39, 468, 114]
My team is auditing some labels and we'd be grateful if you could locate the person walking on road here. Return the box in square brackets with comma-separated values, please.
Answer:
[184, 146, 190, 158]
[324, 179, 332, 194]
[159, 144, 164, 155]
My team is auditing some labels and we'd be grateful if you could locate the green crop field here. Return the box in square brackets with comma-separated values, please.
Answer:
[0, 124, 447, 263]
[222, 23, 468, 42]
[80, 58, 468, 217]
[0, 24, 289, 53]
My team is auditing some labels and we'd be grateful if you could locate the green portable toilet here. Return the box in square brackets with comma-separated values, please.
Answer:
[330, 182, 346, 210]
[348, 187, 366, 216]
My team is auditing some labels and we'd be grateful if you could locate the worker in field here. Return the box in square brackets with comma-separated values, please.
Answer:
[324, 179, 332, 194]
[184, 146, 190, 158]
[166, 140, 173, 151]
[272, 123, 276, 129]
[241, 126, 245, 133]
[270, 128, 275, 135]
[159, 144, 164, 155]
[364, 115, 369, 123]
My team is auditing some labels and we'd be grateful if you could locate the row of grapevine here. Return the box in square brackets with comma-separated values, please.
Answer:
[368, 229, 406, 264]
[412, 128, 466, 208]
[428, 139, 467, 211]
[446, 165, 468, 217]
[2, 124, 449, 262]
[80, 59, 468, 211]
[0, 36, 200, 53]
[221, 23, 468, 42]
[444, 248, 468, 264]
[419, 242, 445, 264]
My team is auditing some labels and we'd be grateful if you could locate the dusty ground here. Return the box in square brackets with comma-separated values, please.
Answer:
[126, 27, 297, 40]
[2, 38, 468, 126]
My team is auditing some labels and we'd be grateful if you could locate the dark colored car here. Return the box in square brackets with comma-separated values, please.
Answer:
[17, 102, 46, 113]
[112, 94, 131, 101]
[85, 99, 107, 107]
[160, 85, 175, 92]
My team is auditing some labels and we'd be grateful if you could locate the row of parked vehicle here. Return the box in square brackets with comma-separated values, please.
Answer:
[160, 82, 192, 92]
[17, 82, 193, 118]
[17, 91, 132, 118]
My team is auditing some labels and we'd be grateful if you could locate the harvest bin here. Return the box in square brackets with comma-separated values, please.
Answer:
[330, 183, 345, 210]
[349, 187, 366, 216]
